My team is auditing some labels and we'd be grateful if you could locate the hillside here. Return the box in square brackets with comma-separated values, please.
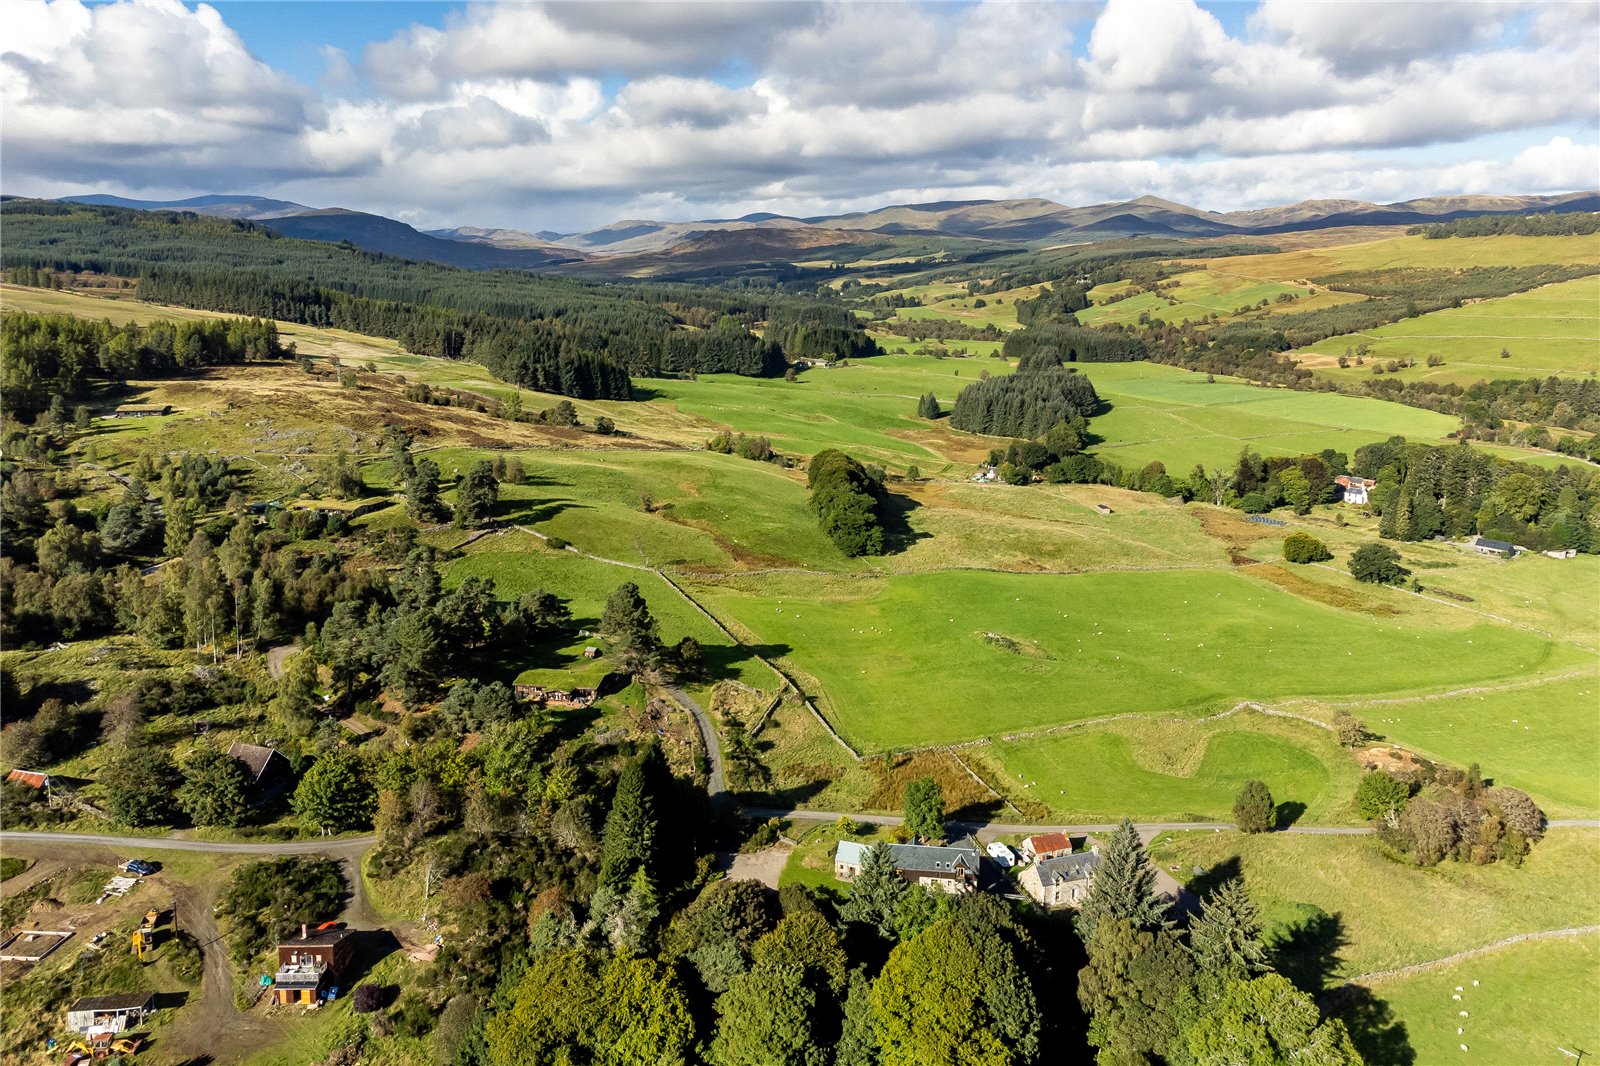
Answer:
[57, 189, 1600, 276]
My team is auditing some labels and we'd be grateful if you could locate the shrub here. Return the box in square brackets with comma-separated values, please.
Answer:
[1238, 493, 1269, 514]
[1355, 771, 1412, 821]
[1281, 533, 1332, 564]
[352, 984, 388, 1014]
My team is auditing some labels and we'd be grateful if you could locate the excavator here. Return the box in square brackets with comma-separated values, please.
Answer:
[61, 1031, 142, 1062]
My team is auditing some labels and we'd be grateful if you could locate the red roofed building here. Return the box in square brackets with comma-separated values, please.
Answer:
[1335, 475, 1375, 505]
[1020, 833, 1074, 863]
[6, 769, 52, 790]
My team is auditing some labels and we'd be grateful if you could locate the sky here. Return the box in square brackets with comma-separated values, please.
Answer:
[3, 0, 1598, 233]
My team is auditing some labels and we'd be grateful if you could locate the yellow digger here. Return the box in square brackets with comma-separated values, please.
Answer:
[61, 1032, 143, 1061]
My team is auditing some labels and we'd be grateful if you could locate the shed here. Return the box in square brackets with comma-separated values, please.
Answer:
[1093, 503, 1114, 515]
[66, 992, 155, 1034]
[1020, 832, 1074, 863]
[228, 742, 290, 788]
[6, 768, 52, 790]
[1470, 536, 1516, 558]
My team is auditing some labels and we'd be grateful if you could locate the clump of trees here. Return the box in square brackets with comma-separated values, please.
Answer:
[217, 858, 344, 962]
[1075, 820, 1360, 1065]
[707, 431, 778, 463]
[950, 368, 1101, 438]
[1357, 760, 1545, 867]
[1348, 543, 1409, 585]
[807, 450, 886, 556]
[1, 310, 290, 421]
[915, 392, 942, 419]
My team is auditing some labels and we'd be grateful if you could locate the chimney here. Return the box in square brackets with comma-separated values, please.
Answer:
[301, 923, 309, 940]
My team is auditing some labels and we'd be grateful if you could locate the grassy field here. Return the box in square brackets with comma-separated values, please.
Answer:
[13, 285, 1568, 478]
[694, 566, 1595, 752]
[1348, 932, 1600, 1066]
[1147, 828, 1600, 978]
[1077, 270, 1327, 329]
[1199, 233, 1600, 279]
[970, 711, 1358, 823]
[442, 535, 771, 690]
[1295, 274, 1600, 385]
[1080, 362, 1465, 471]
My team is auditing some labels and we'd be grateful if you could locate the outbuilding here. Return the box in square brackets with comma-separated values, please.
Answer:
[66, 993, 155, 1034]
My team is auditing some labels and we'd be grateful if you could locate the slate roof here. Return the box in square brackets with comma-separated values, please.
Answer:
[68, 993, 156, 1013]
[835, 840, 981, 874]
[1034, 852, 1101, 885]
[228, 742, 287, 783]
[281, 928, 356, 949]
[1472, 536, 1516, 553]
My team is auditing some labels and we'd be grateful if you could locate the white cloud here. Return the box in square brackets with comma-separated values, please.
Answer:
[3, 0, 1596, 231]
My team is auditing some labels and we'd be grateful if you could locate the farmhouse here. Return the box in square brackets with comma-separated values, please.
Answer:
[107, 405, 172, 419]
[1020, 832, 1073, 863]
[1334, 475, 1376, 505]
[228, 742, 291, 790]
[66, 993, 155, 1035]
[1470, 536, 1516, 558]
[971, 466, 998, 483]
[833, 840, 983, 894]
[272, 924, 358, 1006]
[1018, 852, 1101, 909]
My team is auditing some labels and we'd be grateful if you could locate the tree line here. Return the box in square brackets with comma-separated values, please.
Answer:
[1, 200, 878, 399]
[1, 310, 289, 420]
[1412, 211, 1600, 238]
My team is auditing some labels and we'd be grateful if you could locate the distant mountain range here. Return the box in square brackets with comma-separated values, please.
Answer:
[64, 194, 590, 270]
[61, 189, 1600, 276]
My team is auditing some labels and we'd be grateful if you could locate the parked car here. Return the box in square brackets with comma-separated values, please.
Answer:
[121, 859, 157, 876]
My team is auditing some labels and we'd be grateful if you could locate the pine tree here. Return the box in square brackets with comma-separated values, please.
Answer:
[599, 760, 657, 889]
[455, 460, 500, 527]
[840, 842, 907, 939]
[405, 458, 449, 522]
[1076, 818, 1169, 942]
[1188, 879, 1270, 1000]
[601, 582, 662, 674]
[916, 392, 942, 419]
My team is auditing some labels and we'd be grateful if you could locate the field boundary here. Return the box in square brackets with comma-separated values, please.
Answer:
[511, 523, 863, 760]
[1324, 924, 1600, 1001]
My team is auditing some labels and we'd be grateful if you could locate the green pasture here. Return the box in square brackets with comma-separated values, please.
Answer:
[1077, 269, 1311, 329]
[443, 539, 770, 689]
[1351, 933, 1600, 1066]
[1298, 275, 1600, 384]
[1203, 233, 1600, 280]
[972, 711, 1357, 823]
[1146, 828, 1600, 978]
[693, 567, 1594, 752]
[1079, 362, 1464, 471]
[421, 447, 854, 572]
[1334, 673, 1600, 819]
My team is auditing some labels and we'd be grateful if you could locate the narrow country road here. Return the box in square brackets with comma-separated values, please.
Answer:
[0, 830, 377, 854]
[661, 684, 725, 796]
